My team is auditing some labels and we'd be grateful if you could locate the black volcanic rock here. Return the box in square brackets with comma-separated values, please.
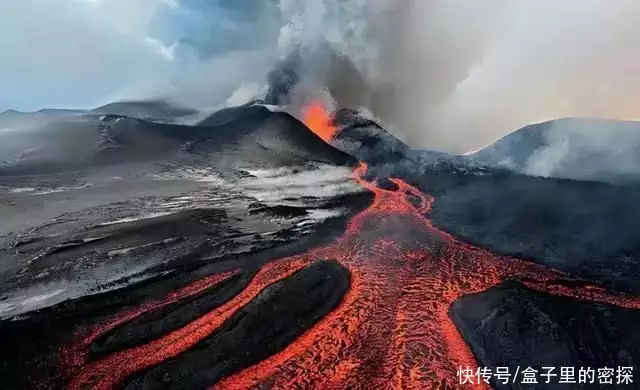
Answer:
[332, 108, 410, 164]
[248, 204, 310, 218]
[330, 109, 489, 180]
[470, 118, 640, 183]
[427, 173, 640, 293]
[197, 100, 262, 127]
[451, 281, 640, 389]
[0, 105, 354, 175]
[90, 270, 256, 358]
[375, 177, 400, 191]
[194, 105, 355, 169]
[124, 260, 350, 389]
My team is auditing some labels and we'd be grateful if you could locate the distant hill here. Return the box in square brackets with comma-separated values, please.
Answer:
[0, 109, 84, 118]
[0, 105, 353, 176]
[469, 118, 640, 183]
[91, 100, 197, 123]
[0, 100, 198, 127]
[0, 109, 84, 127]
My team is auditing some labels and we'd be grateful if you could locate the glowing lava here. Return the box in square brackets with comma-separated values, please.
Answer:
[302, 101, 337, 142]
[64, 163, 640, 389]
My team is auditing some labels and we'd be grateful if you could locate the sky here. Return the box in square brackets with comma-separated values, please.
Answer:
[0, 0, 280, 112]
[2, 0, 640, 152]
[0, 0, 179, 112]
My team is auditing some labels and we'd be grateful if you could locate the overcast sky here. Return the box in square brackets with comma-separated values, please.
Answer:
[0, 0, 280, 112]
[0, 0, 178, 112]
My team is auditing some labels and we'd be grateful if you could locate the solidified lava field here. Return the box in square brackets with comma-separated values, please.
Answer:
[60, 145, 640, 388]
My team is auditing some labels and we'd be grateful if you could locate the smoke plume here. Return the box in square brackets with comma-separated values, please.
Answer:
[250, 0, 640, 153]
[7, 1, 637, 154]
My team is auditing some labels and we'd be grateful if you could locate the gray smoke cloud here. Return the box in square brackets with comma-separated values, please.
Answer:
[4, 1, 639, 154]
[256, 0, 640, 153]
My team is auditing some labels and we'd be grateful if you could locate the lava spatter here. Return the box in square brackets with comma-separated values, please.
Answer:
[302, 101, 338, 142]
[65, 162, 640, 389]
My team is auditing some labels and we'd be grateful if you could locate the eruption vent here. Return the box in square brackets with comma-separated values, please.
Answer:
[302, 101, 337, 142]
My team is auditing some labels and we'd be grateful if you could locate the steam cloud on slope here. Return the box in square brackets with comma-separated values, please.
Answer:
[3, 0, 640, 153]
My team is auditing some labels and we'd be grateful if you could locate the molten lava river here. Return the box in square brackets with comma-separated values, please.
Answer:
[61, 110, 640, 389]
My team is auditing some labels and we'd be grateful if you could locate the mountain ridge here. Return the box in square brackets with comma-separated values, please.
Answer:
[469, 117, 640, 183]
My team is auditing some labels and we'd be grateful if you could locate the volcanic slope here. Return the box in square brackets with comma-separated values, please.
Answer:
[193, 105, 355, 169]
[469, 117, 640, 183]
[0, 105, 353, 178]
[331, 108, 410, 164]
[330, 108, 490, 180]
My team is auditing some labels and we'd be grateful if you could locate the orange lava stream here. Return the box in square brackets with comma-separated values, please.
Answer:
[302, 101, 337, 142]
[60, 271, 238, 372]
[65, 161, 640, 389]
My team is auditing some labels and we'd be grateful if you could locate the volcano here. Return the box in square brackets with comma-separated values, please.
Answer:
[2, 103, 640, 389]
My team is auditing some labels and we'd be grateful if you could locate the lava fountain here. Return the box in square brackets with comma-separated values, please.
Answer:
[62, 106, 640, 389]
[302, 100, 338, 142]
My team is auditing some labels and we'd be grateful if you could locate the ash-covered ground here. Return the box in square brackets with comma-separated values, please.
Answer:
[1, 101, 640, 389]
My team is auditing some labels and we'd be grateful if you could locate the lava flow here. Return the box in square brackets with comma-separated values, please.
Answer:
[62, 109, 640, 389]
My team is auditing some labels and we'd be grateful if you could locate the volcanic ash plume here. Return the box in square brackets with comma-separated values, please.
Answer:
[261, 0, 640, 153]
